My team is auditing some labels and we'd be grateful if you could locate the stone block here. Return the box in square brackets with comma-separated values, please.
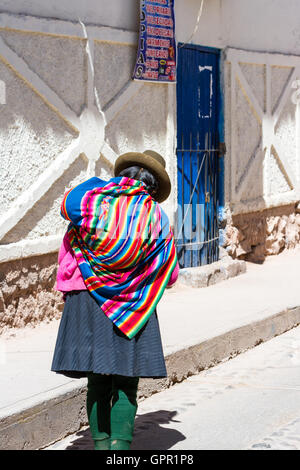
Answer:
[179, 257, 246, 289]
[224, 203, 300, 262]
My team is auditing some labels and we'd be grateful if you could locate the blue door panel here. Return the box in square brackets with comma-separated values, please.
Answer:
[176, 44, 221, 268]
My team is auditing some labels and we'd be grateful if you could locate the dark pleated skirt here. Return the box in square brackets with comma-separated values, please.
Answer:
[51, 290, 167, 379]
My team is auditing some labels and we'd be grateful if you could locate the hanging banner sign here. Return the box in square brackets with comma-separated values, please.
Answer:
[133, 0, 176, 83]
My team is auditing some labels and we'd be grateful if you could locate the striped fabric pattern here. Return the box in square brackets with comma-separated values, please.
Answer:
[60, 176, 177, 339]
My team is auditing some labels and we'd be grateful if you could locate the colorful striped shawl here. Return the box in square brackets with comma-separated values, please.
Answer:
[60, 176, 178, 339]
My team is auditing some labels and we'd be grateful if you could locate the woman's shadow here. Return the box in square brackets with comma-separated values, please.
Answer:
[132, 410, 186, 450]
[64, 410, 185, 450]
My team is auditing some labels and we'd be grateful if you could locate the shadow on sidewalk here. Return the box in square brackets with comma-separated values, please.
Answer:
[63, 410, 185, 450]
[132, 410, 186, 450]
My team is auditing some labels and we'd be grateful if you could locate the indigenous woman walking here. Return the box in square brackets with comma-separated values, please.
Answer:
[51, 150, 179, 450]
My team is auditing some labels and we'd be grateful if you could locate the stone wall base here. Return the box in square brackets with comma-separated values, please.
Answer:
[179, 257, 246, 288]
[224, 203, 300, 263]
[0, 253, 63, 334]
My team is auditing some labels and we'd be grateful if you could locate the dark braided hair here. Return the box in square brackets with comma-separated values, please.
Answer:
[118, 166, 159, 199]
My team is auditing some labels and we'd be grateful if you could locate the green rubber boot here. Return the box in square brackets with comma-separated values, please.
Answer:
[110, 376, 139, 451]
[110, 439, 131, 451]
[86, 374, 113, 451]
[94, 438, 111, 450]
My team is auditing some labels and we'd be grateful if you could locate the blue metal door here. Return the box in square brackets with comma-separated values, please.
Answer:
[176, 44, 221, 268]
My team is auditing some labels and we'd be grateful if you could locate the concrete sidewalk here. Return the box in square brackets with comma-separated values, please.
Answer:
[1, 248, 300, 450]
[46, 325, 300, 450]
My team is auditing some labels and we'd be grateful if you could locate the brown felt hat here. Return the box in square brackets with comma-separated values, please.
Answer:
[114, 150, 171, 203]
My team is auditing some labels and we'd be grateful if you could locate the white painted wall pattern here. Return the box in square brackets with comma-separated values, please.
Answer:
[0, 14, 146, 263]
[225, 48, 300, 215]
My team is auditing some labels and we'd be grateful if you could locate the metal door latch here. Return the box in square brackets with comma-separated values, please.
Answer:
[219, 142, 226, 156]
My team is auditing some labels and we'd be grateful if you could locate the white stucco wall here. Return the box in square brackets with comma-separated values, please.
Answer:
[3, 0, 300, 56]
[0, 0, 139, 31]
[0, 11, 177, 263]
[176, 0, 300, 56]
[221, 0, 300, 56]
[224, 48, 300, 215]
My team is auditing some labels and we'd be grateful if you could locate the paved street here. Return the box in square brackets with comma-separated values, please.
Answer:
[45, 325, 300, 450]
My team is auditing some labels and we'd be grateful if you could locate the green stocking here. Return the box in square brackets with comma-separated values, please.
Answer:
[110, 375, 139, 451]
[86, 374, 113, 451]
